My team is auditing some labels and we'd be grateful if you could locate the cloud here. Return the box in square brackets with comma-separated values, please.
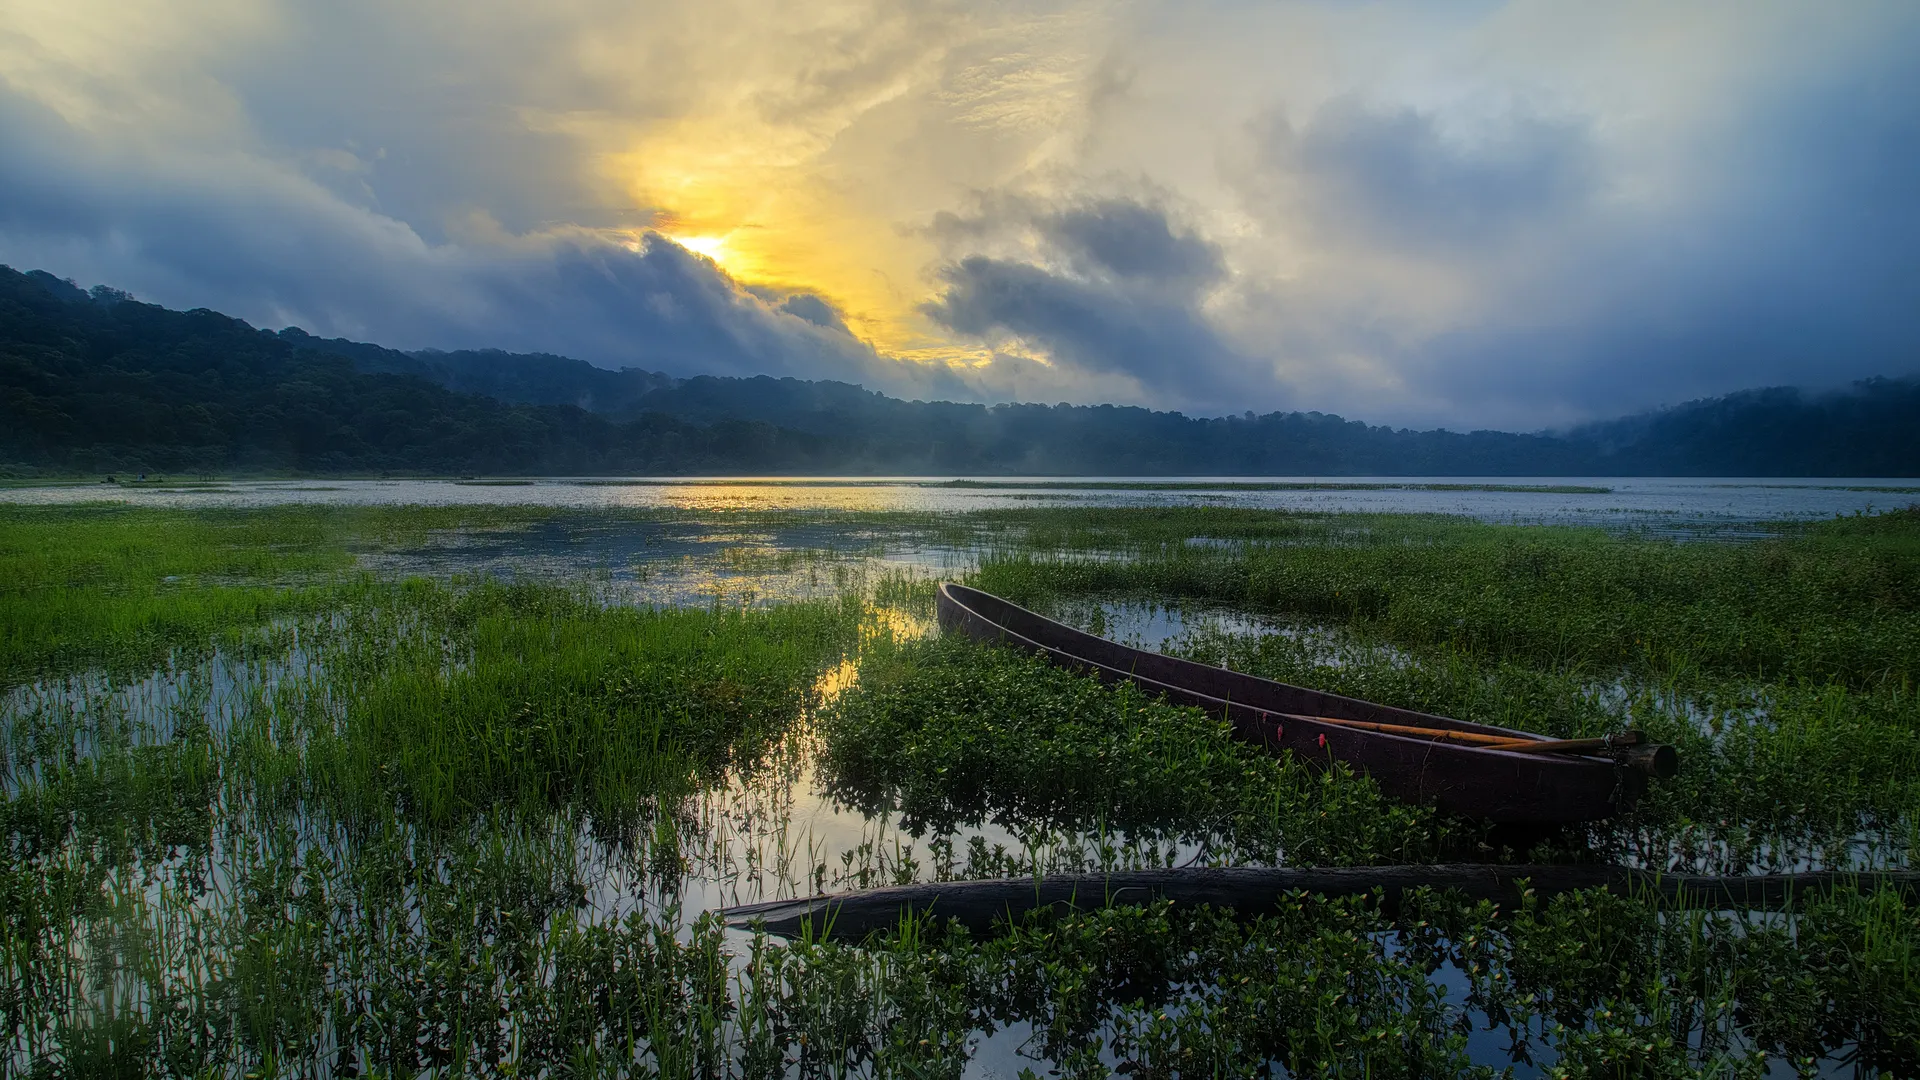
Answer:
[919, 193, 1253, 408]
[0, 77, 985, 402]
[744, 286, 852, 334]
[1249, 96, 1599, 254]
[926, 252, 1232, 391]
[1041, 199, 1225, 285]
[2, 0, 1918, 428]
[1212, 16, 1920, 429]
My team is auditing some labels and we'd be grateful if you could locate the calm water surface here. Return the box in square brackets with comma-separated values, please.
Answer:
[7, 475, 1918, 529]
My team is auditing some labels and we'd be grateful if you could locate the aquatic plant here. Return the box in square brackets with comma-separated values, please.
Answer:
[819, 636, 1452, 865]
[3, 501, 1917, 1074]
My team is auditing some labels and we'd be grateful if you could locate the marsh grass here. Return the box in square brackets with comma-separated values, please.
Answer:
[1161, 624, 1920, 874]
[3, 572, 876, 1075]
[971, 506, 1920, 687]
[4, 502, 1919, 1076]
[962, 506, 1920, 876]
[0, 503, 572, 689]
[819, 637, 1454, 865]
[937, 480, 1615, 494]
[310, 584, 863, 829]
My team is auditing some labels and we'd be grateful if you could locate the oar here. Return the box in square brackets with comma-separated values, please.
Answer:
[1479, 734, 1643, 755]
[1285, 715, 1675, 776]
[1288, 715, 1542, 747]
[1288, 715, 1646, 754]
[1481, 732, 1675, 776]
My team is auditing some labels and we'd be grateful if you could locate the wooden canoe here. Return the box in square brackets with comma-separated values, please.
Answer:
[935, 582, 1674, 824]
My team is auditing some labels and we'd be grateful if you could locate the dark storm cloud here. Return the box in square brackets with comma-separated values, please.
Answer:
[922, 195, 1251, 406]
[1253, 96, 1599, 252]
[1043, 200, 1225, 284]
[466, 236, 868, 378]
[744, 286, 853, 334]
[926, 254, 1236, 388]
[776, 293, 851, 333]
[0, 82, 973, 400]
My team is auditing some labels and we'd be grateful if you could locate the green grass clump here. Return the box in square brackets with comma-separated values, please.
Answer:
[973, 506, 1920, 687]
[299, 583, 863, 827]
[0, 503, 571, 689]
[733, 879, 1917, 1079]
[1173, 626, 1920, 872]
[0, 504, 351, 687]
[1409, 881, 1920, 1077]
[820, 637, 1449, 864]
[939, 480, 1612, 493]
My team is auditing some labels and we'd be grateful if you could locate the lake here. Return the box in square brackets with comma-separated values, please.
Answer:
[7, 475, 1918, 531]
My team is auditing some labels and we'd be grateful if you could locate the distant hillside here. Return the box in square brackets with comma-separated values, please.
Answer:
[0, 268, 836, 474]
[1566, 381, 1920, 476]
[283, 330, 1590, 474]
[3, 265, 1917, 476]
[283, 330, 676, 413]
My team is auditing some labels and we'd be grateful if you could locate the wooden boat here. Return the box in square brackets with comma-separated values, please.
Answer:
[935, 583, 1676, 824]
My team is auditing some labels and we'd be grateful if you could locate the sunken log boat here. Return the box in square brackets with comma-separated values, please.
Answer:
[724, 866, 1914, 939]
[935, 582, 1676, 824]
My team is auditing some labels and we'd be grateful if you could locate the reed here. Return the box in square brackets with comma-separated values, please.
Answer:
[2, 501, 1916, 1075]
[818, 635, 1455, 865]
[971, 505, 1920, 689]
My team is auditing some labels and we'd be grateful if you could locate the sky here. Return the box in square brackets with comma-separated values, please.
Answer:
[1, 0, 1915, 430]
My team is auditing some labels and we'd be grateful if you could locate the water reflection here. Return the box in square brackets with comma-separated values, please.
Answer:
[354, 514, 972, 609]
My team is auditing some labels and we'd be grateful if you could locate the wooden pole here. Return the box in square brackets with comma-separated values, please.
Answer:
[1290, 716, 1533, 746]
[1296, 715, 1645, 754]
[1480, 735, 1642, 754]
[1286, 716, 1674, 775]
[722, 865, 1920, 941]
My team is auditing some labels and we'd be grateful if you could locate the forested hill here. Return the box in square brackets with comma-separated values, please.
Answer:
[3, 265, 1917, 476]
[0, 269, 835, 475]
[1567, 382, 1920, 477]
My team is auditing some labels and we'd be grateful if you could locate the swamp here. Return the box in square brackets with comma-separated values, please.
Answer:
[2, 488, 1917, 1077]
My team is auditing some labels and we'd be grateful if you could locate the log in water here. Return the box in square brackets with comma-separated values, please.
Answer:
[721, 865, 1920, 940]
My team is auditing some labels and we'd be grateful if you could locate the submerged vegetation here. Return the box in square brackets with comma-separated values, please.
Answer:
[2, 500, 1917, 1075]
[973, 505, 1920, 686]
[323, 585, 860, 828]
[937, 480, 1617, 493]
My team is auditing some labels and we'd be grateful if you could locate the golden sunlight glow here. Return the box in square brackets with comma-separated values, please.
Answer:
[594, 16, 1103, 374]
[669, 234, 731, 262]
[623, 151, 973, 365]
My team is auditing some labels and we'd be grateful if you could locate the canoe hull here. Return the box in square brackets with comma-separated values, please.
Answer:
[935, 582, 1636, 824]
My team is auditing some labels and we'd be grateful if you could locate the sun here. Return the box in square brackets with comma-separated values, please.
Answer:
[669, 234, 729, 262]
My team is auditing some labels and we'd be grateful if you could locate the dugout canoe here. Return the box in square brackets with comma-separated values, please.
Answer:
[935, 582, 1675, 824]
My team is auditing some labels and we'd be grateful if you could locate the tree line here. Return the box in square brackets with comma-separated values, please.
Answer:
[4, 266, 1916, 477]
